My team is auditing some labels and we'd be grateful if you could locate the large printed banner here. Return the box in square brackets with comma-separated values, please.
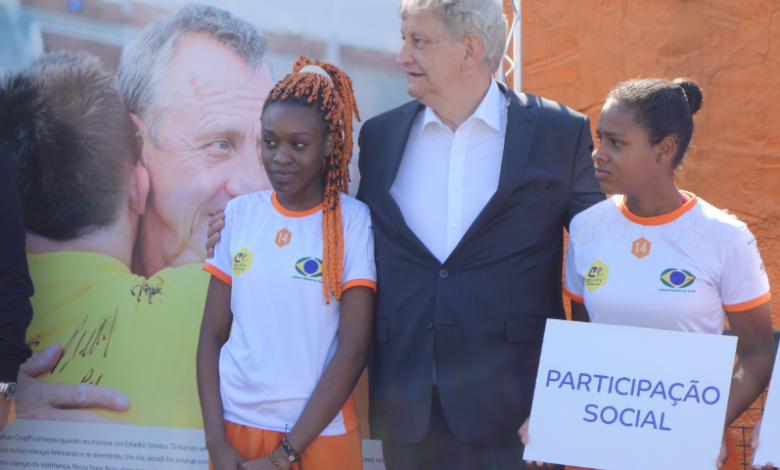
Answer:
[0, 421, 387, 470]
[523, 320, 737, 470]
[0, 2, 402, 469]
[0, 420, 210, 470]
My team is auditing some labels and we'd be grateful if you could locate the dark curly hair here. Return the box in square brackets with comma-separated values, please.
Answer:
[608, 77, 703, 168]
[0, 51, 138, 241]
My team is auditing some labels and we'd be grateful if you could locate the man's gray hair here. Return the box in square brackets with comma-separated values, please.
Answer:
[117, 4, 267, 144]
[399, 0, 507, 74]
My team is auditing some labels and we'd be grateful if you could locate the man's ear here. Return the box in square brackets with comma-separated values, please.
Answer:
[461, 33, 484, 72]
[130, 113, 152, 168]
[129, 165, 150, 217]
[656, 136, 678, 168]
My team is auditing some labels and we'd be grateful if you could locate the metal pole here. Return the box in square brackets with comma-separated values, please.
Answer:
[497, 0, 521, 92]
[513, 0, 521, 92]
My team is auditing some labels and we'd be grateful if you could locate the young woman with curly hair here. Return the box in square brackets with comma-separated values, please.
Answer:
[198, 57, 375, 470]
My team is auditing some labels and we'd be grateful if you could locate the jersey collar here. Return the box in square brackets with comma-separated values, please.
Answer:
[617, 191, 698, 226]
[271, 192, 323, 218]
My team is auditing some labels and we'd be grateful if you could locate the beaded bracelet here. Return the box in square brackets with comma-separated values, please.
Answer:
[269, 451, 285, 470]
[281, 436, 300, 463]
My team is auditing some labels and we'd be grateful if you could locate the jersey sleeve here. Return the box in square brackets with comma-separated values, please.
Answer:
[721, 228, 771, 312]
[341, 207, 377, 292]
[563, 227, 585, 303]
[203, 202, 235, 286]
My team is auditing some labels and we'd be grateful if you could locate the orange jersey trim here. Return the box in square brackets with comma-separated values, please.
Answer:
[272, 191, 323, 218]
[617, 191, 698, 226]
[562, 284, 584, 304]
[342, 278, 377, 293]
[204, 263, 232, 286]
[724, 292, 771, 312]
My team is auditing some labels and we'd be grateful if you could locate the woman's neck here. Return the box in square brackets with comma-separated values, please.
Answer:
[275, 181, 325, 213]
[623, 181, 685, 218]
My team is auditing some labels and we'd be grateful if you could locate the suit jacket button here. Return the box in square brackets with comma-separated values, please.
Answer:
[439, 269, 449, 279]
[428, 321, 434, 330]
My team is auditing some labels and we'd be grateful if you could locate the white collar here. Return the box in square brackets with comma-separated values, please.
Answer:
[420, 78, 503, 137]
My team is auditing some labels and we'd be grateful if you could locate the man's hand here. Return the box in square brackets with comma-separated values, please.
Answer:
[16, 344, 131, 424]
[750, 419, 776, 470]
[518, 417, 555, 468]
[206, 212, 225, 259]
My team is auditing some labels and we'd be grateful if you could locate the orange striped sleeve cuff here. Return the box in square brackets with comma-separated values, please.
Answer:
[724, 292, 771, 312]
[203, 263, 232, 286]
[342, 278, 377, 293]
[563, 284, 584, 304]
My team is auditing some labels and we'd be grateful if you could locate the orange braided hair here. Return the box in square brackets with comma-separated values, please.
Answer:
[264, 56, 360, 303]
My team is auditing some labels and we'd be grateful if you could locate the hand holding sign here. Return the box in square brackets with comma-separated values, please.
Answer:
[518, 417, 555, 468]
[750, 419, 776, 470]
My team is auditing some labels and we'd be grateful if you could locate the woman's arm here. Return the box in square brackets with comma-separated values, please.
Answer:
[570, 300, 590, 323]
[725, 302, 775, 426]
[197, 276, 243, 470]
[283, 286, 375, 459]
[247, 286, 375, 470]
[716, 302, 775, 469]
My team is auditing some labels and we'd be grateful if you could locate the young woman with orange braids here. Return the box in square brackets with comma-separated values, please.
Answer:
[197, 57, 375, 470]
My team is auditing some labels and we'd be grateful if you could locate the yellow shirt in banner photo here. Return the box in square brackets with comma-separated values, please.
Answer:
[25, 251, 209, 429]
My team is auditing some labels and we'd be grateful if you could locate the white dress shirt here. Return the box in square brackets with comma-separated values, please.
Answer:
[390, 79, 508, 263]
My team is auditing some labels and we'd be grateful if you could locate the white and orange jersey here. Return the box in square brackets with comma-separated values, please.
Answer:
[204, 191, 376, 436]
[564, 192, 770, 334]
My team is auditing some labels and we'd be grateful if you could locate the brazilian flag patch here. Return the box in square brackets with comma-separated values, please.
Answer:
[295, 257, 323, 278]
[660, 269, 696, 289]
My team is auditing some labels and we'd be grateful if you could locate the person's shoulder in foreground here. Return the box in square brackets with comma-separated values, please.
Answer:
[0, 143, 35, 431]
[0, 143, 34, 374]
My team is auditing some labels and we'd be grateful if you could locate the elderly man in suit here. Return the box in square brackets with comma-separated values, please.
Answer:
[355, 0, 604, 468]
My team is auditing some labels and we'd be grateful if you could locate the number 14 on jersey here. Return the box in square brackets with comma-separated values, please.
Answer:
[632, 237, 651, 259]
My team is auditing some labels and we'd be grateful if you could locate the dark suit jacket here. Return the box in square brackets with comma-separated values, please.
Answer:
[356, 83, 605, 446]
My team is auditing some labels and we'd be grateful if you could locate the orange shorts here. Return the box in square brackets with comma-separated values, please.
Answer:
[211, 420, 363, 470]
[564, 432, 741, 470]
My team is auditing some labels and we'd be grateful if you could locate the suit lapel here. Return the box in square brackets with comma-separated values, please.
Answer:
[382, 101, 425, 191]
[379, 101, 438, 262]
[447, 84, 539, 261]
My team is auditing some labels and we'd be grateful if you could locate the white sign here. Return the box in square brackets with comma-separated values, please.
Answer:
[753, 346, 780, 465]
[523, 319, 737, 470]
[361, 439, 387, 470]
